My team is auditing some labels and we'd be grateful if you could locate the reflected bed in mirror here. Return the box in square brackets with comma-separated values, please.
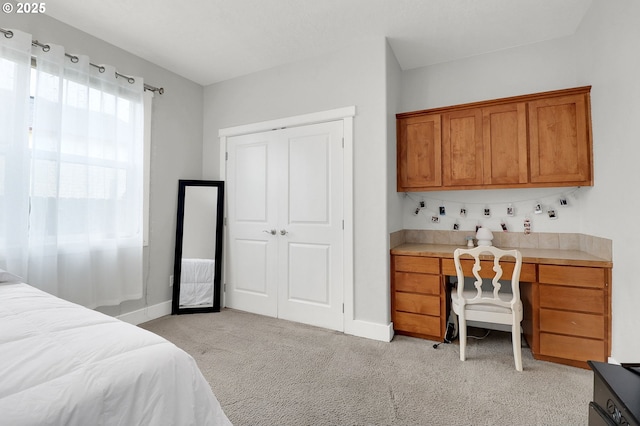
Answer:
[172, 180, 224, 314]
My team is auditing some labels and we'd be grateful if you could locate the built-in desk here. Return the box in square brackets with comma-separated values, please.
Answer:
[390, 243, 613, 368]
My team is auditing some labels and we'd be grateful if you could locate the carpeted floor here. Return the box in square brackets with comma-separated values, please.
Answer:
[140, 309, 592, 426]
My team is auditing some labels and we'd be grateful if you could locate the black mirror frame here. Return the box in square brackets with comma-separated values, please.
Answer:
[171, 180, 224, 315]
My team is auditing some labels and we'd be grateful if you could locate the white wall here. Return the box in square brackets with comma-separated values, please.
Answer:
[572, 0, 640, 362]
[386, 42, 404, 235]
[203, 37, 391, 327]
[4, 14, 205, 316]
[400, 186, 584, 235]
[400, 35, 581, 112]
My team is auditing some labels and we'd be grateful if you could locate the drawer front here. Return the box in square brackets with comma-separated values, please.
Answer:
[441, 258, 536, 282]
[539, 284, 604, 314]
[394, 255, 440, 274]
[538, 265, 605, 289]
[539, 308, 604, 339]
[395, 272, 441, 295]
[394, 311, 441, 337]
[395, 292, 440, 316]
[539, 332, 605, 362]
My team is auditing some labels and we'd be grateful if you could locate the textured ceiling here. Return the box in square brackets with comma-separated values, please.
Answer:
[45, 0, 593, 86]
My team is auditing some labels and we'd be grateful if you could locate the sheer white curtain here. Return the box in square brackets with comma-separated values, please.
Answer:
[0, 30, 144, 308]
[0, 30, 31, 276]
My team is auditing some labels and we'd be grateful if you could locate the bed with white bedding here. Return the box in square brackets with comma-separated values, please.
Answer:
[0, 281, 231, 426]
[180, 258, 215, 306]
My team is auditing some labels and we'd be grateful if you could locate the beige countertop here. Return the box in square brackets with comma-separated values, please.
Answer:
[391, 243, 613, 268]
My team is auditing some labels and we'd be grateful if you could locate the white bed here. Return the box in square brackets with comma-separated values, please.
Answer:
[0, 281, 231, 426]
[180, 258, 215, 306]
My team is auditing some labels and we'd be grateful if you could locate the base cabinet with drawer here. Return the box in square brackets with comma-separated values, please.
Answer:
[391, 255, 446, 341]
[523, 264, 612, 368]
[391, 246, 612, 368]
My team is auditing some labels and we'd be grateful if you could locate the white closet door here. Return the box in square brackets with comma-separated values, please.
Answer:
[226, 131, 279, 317]
[226, 120, 344, 331]
[276, 121, 344, 331]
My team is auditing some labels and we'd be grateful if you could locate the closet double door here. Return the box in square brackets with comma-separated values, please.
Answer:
[226, 121, 344, 331]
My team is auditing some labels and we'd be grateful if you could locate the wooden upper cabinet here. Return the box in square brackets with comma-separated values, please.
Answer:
[483, 102, 529, 185]
[442, 109, 483, 187]
[396, 86, 593, 192]
[397, 114, 441, 191]
[442, 102, 528, 188]
[529, 93, 593, 186]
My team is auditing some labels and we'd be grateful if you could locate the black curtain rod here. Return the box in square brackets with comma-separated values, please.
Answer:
[2, 27, 164, 94]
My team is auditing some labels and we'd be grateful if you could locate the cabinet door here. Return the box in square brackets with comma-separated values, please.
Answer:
[397, 114, 441, 191]
[442, 108, 483, 187]
[483, 102, 528, 185]
[529, 93, 592, 185]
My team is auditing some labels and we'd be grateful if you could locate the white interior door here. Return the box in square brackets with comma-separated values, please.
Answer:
[225, 131, 278, 317]
[226, 120, 344, 331]
[275, 122, 344, 330]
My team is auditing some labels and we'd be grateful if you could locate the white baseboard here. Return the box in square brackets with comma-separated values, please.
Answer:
[117, 300, 172, 325]
[344, 319, 394, 342]
[119, 302, 395, 342]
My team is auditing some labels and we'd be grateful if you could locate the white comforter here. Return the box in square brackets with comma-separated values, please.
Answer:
[0, 283, 231, 426]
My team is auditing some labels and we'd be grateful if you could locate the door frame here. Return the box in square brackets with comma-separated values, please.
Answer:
[219, 106, 355, 332]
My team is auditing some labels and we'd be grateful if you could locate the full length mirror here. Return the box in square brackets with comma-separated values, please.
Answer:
[172, 180, 224, 314]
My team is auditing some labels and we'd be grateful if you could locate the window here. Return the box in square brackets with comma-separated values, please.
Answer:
[28, 65, 145, 245]
[27, 67, 153, 246]
[1, 31, 147, 307]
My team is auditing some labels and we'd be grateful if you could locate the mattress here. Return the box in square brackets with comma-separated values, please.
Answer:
[180, 258, 215, 306]
[0, 282, 231, 426]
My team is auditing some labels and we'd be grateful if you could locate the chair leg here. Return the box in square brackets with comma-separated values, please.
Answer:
[512, 322, 523, 372]
[459, 315, 467, 362]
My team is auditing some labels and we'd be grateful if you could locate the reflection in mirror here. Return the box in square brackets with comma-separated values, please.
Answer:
[172, 180, 224, 314]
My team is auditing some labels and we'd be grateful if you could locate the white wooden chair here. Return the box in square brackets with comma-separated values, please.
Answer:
[451, 246, 524, 371]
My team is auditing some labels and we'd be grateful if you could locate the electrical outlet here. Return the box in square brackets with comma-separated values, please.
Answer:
[169, 275, 173, 287]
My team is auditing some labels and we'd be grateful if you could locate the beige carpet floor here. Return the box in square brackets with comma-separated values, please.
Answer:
[140, 309, 592, 426]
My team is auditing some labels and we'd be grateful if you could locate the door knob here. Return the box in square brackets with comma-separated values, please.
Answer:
[280, 229, 288, 236]
[263, 229, 276, 235]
